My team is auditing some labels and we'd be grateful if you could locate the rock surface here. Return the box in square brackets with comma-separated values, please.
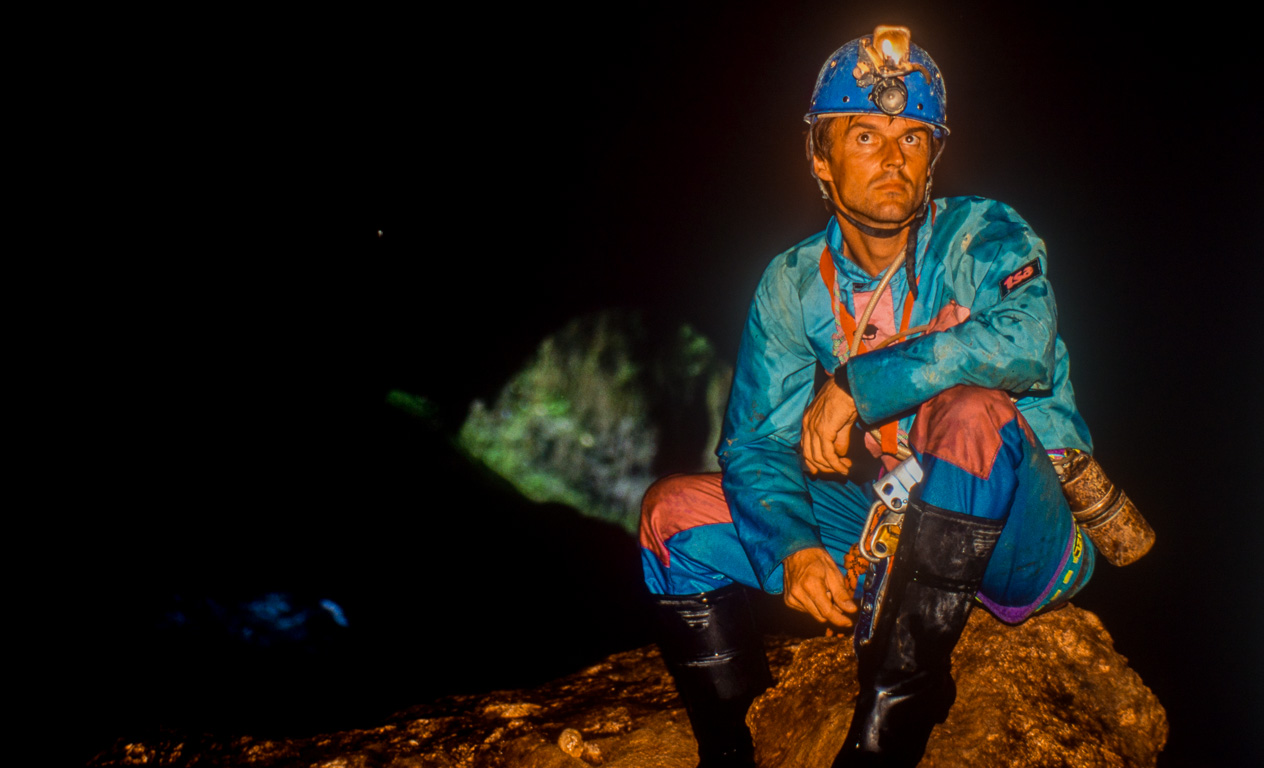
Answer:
[88, 605, 1165, 767]
[457, 310, 733, 534]
[750, 605, 1168, 768]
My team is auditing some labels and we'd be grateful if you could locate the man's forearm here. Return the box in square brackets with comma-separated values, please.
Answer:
[720, 444, 825, 591]
[844, 309, 1055, 425]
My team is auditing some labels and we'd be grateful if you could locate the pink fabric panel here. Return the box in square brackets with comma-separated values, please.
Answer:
[639, 473, 731, 567]
[852, 287, 896, 347]
[926, 299, 970, 333]
[910, 386, 1019, 480]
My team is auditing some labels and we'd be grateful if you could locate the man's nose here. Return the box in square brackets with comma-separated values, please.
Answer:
[881, 139, 905, 168]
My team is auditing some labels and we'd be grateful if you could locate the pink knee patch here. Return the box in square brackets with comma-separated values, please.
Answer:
[639, 473, 731, 567]
[910, 386, 1023, 480]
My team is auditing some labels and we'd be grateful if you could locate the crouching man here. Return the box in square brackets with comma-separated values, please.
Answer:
[641, 26, 1098, 767]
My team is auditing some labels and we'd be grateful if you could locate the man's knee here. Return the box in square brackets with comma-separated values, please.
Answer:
[639, 473, 730, 567]
[910, 385, 1035, 479]
[918, 385, 1018, 430]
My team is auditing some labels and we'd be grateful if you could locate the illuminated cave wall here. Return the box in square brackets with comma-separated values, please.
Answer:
[459, 310, 731, 534]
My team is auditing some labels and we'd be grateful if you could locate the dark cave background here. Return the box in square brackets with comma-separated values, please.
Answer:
[70, 3, 1260, 766]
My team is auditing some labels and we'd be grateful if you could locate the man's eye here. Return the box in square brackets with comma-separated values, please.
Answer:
[858, 133, 872, 143]
[903, 134, 919, 144]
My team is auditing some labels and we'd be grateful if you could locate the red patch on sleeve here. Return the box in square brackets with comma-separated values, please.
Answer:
[1000, 259, 1042, 296]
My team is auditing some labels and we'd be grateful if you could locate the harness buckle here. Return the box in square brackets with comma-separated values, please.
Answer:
[858, 456, 922, 563]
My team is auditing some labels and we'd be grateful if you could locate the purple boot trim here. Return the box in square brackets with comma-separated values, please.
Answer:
[976, 526, 1075, 624]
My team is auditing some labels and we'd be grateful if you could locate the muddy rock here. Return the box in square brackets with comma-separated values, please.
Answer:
[89, 605, 1164, 767]
[750, 605, 1167, 768]
[86, 643, 727, 768]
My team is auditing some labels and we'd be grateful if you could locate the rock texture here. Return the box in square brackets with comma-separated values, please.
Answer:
[750, 605, 1168, 768]
[457, 310, 733, 534]
[88, 605, 1165, 768]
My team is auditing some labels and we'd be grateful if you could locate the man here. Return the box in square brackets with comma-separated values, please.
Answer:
[640, 26, 1096, 767]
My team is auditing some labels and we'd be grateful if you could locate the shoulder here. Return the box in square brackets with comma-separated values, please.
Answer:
[754, 229, 829, 299]
[929, 196, 1047, 272]
[764, 229, 828, 275]
[931, 196, 1041, 245]
[927, 197, 1053, 308]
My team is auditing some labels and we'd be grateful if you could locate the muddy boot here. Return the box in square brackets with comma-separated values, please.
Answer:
[653, 584, 773, 768]
[833, 502, 1003, 767]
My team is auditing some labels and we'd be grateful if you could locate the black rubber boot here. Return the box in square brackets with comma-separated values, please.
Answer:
[833, 501, 1004, 767]
[653, 583, 773, 768]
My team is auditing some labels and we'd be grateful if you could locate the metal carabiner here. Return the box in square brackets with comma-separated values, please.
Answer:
[858, 455, 923, 563]
[858, 499, 903, 563]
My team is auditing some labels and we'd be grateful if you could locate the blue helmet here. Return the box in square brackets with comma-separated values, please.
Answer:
[805, 26, 948, 138]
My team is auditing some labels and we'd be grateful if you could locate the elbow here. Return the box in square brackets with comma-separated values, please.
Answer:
[1000, 310, 1056, 390]
[1027, 354, 1055, 392]
[1030, 320, 1057, 387]
[1007, 332, 1056, 393]
[967, 317, 1055, 393]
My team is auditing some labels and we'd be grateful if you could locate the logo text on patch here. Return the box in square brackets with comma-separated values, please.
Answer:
[1000, 259, 1043, 296]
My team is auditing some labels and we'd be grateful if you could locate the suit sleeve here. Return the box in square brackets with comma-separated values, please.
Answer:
[717, 259, 825, 592]
[845, 203, 1058, 425]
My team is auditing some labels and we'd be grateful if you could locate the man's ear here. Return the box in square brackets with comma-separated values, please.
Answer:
[812, 153, 835, 182]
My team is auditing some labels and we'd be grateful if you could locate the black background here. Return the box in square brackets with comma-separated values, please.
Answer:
[70, 2, 1261, 766]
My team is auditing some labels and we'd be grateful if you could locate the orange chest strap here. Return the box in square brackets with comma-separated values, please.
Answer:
[818, 247, 917, 352]
[818, 247, 914, 456]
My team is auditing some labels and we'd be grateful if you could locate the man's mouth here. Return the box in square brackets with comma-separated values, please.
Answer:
[873, 173, 909, 186]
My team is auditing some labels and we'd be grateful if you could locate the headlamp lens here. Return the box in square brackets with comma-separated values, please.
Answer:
[872, 78, 908, 116]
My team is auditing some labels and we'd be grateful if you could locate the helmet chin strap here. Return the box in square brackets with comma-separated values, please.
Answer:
[833, 207, 907, 238]
[823, 195, 926, 301]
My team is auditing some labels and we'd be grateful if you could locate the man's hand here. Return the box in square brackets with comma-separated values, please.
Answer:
[801, 377, 858, 476]
[782, 547, 857, 628]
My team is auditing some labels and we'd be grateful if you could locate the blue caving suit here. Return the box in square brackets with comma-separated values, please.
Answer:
[641, 196, 1095, 621]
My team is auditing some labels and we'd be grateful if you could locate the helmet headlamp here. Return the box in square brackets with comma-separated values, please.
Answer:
[871, 77, 908, 116]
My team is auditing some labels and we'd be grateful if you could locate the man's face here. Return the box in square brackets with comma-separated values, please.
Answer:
[813, 115, 934, 226]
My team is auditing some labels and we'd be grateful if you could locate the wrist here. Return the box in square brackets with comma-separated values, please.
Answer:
[783, 545, 829, 569]
[832, 362, 853, 397]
